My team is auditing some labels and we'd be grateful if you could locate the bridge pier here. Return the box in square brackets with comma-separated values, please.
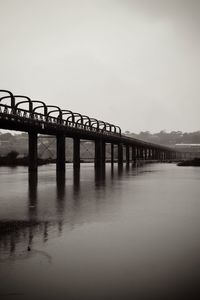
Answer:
[166, 151, 170, 160]
[161, 151, 164, 161]
[118, 143, 123, 166]
[174, 152, 177, 160]
[111, 143, 114, 164]
[138, 147, 141, 161]
[126, 145, 130, 164]
[162, 151, 165, 161]
[155, 149, 159, 160]
[28, 131, 38, 172]
[139, 147, 144, 160]
[95, 139, 105, 172]
[158, 150, 161, 160]
[73, 137, 80, 169]
[132, 146, 136, 163]
[152, 149, 156, 160]
[151, 149, 154, 160]
[135, 147, 139, 162]
[155, 149, 158, 160]
[139, 148, 142, 160]
[163, 151, 166, 161]
[144, 148, 148, 160]
[56, 134, 66, 172]
[148, 149, 151, 160]
[149, 148, 153, 160]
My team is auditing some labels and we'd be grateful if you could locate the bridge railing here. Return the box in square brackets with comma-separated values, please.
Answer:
[0, 102, 120, 137]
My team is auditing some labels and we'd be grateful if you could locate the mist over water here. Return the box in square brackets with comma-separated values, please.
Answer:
[0, 163, 200, 300]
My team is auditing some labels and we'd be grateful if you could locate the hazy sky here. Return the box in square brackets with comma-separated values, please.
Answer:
[0, 0, 199, 133]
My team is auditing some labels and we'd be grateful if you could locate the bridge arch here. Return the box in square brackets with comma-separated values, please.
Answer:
[66, 112, 83, 127]
[61, 110, 75, 125]
[14, 95, 33, 113]
[86, 118, 99, 131]
[109, 124, 118, 134]
[32, 100, 48, 116]
[0, 90, 15, 108]
[115, 126, 121, 135]
[46, 106, 63, 124]
[76, 115, 92, 129]
[98, 120, 106, 132]
[105, 122, 112, 132]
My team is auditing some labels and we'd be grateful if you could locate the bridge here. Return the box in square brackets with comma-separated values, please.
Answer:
[0, 89, 177, 173]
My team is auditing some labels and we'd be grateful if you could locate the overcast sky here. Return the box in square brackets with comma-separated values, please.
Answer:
[0, 0, 199, 133]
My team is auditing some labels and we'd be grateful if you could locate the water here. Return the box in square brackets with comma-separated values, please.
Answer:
[0, 163, 200, 300]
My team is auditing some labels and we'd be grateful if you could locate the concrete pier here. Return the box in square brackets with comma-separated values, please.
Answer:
[28, 131, 38, 172]
[56, 134, 66, 172]
[118, 143, 123, 166]
[126, 145, 130, 164]
[73, 137, 80, 169]
[111, 143, 114, 165]
[95, 139, 106, 171]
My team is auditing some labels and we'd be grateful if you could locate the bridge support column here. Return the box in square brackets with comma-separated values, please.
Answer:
[166, 151, 170, 160]
[138, 147, 142, 161]
[168, 151, 171, 160]
[132, 146, 136, 163]
[95, 139, 105, 171]
[135, 147, 139, 161]
[144, 148, 148, 160]
[158, 150, 161, 161]
[156, 150, 160, 160]
[28, 132, 38, 173]
[160, 151, 164, 161]
[148, 148, 150, 160]
[152, 149, 156, 160]
[73, 137, 80, 169]
[118, 143, 123, 166]
[151, 149, 153, 160]
[171, 151, 174, 160]
[140, 148, 144, 160]
[157, 150, 159, 161]
[149, 149, 152, 160]
[56, 134, 66, 172]
[126, 145, 130, 164]
[163, 151, 165, 161]
[111, 143, 114, 164]
[174, 152, 178, 160]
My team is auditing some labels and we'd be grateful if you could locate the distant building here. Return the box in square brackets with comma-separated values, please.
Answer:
[175, 144, 200, 159]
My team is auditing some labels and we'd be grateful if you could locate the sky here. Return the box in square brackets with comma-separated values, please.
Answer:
[0, 0, 199, 133]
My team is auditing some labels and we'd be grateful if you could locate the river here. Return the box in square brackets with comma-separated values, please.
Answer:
[0, 163, 200, 300]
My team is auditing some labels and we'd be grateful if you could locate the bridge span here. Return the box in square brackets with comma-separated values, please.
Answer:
[0, 90, 177, 173]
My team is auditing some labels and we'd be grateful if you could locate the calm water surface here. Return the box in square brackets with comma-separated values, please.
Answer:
[0, 163, 200, 300]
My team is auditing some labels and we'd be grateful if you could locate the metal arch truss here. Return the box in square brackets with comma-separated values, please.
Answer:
[0, 90, 122, 136]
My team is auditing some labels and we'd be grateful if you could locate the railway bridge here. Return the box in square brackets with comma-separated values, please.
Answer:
[0, 89, 177, 174]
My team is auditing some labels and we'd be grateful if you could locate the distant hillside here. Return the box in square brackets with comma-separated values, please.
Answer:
[124, 131, 200, 146]
[0, 132, 94, 160]
[0, 131, 200, 158]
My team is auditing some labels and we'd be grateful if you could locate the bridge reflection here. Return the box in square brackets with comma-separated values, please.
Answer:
[0, 165, 130, 258]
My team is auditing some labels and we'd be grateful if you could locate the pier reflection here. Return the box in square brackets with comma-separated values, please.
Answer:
[73, 168, 80, 192]
[56, 170, 66, 201]
[0, 164, 126, 258]
[28, 172, 38, 219]
[95, 168, 106, 188]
